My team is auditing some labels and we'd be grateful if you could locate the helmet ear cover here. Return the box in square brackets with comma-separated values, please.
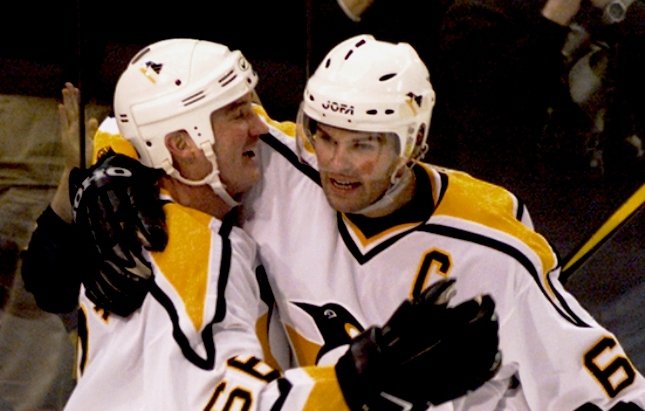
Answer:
[300, 34, 435, 163]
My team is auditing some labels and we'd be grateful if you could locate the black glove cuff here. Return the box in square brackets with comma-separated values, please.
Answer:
[335, 327, 383, 410]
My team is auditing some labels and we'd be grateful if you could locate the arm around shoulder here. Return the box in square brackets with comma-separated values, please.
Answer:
[21, 205, 84, 313]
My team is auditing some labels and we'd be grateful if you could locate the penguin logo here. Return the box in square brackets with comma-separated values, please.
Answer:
[293, 301, 364, 363]
[139, 61, 164, 84]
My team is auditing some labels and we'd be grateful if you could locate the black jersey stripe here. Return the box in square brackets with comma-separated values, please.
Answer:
[260, 133, 321, 185]
[516, 197, 525, 221]
[437, 171, 449, 205]
[149, 282, 217, 369]
[338, 214, 420, 264]
[269, 378, 293, 411]
[423, 224, 590, 328]
[340, 220, 589, 327]
[148, 215, 235, 370]
[213, 213, 235, 323]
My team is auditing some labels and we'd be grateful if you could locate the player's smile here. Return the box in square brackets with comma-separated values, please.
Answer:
[321, 173, 364, 209]
[328, 175, 361, 191]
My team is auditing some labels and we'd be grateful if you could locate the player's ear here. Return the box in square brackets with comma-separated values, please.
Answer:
[165, 130, 196, 160]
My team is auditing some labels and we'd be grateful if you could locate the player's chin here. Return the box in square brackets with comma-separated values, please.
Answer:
[323, 191, 366, 214]
[242, 168, 262, 191]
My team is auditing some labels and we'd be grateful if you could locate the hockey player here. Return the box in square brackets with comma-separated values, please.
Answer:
[242, 35, 645, 409]
[26, 39, 501, 411]
[25, 35, 645, 409]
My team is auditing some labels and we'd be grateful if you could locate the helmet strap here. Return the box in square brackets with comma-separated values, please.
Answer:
[164, 144, 239, 208]
[353, 162, 413, 216]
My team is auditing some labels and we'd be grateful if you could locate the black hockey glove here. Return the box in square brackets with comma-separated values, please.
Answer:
[335, 278, 501, 409]
[70, 150, 167, 317]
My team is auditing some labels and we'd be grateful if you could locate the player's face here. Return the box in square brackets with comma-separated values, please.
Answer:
[313, 123, 400, 213]
[211, 93, 267, 196]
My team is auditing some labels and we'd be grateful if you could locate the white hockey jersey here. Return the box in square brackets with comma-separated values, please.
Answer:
[65, 118, 350, 411]
[241, 109, 645, 410]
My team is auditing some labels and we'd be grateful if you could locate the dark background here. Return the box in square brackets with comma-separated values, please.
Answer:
[0, 0, 363, 120]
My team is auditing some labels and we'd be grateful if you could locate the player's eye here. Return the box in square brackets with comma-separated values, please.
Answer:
[352, 137, 380, 150]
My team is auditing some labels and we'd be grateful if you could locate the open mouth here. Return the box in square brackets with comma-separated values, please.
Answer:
[330, 177, 360, 190]
[243, 149, 256, 158]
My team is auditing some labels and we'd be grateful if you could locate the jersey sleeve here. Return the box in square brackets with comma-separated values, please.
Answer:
[92, 116, 139, 161]
[208, 355, 349, 411]
[496, 265, 645, 409]
[20, 205, 83, 313]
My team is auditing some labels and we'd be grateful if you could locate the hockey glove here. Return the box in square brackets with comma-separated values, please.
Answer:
[70, 150, 167, 316]
[335, 278, 501, 409]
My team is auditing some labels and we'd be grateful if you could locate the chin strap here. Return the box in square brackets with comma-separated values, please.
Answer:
[164, 144, 239, 208]
[353, 164, 413, 216]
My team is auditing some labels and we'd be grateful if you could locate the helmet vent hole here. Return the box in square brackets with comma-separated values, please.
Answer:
[366, 109, 378, 115]
[385, 109, 395, 115]
[325, 58, 331, 68]
[175, 79, 182, 86]
[118, 114, 129, 123]
[355, 39, 367, 48]
[344, 50, 354, 60]
[146, 141, 152, 147]
[309, 94, 315, 101]
[182, 91, 206, 106]
[379, 73, 396, 81]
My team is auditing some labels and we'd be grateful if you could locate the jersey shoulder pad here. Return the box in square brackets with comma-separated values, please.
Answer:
[93, 116, 139, 164]
[435, 168, 520, 222]
[252, 104, 296, 138]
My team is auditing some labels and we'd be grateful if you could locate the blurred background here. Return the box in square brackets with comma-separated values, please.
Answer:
[0, 0, 642, 409]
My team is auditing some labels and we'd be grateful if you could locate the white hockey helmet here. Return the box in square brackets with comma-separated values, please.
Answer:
[113, 38, 258, 206]
[299, 34, 435, 163]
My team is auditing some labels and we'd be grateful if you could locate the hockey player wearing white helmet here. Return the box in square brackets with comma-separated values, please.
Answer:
[62, 38, 276, 411]
[271, 34, 643, 410]
[296, 34, 434, 217]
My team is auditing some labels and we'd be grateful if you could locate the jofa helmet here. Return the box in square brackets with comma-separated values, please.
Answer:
[113, 38, 258, 206]
[299, 34, 435, 163]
